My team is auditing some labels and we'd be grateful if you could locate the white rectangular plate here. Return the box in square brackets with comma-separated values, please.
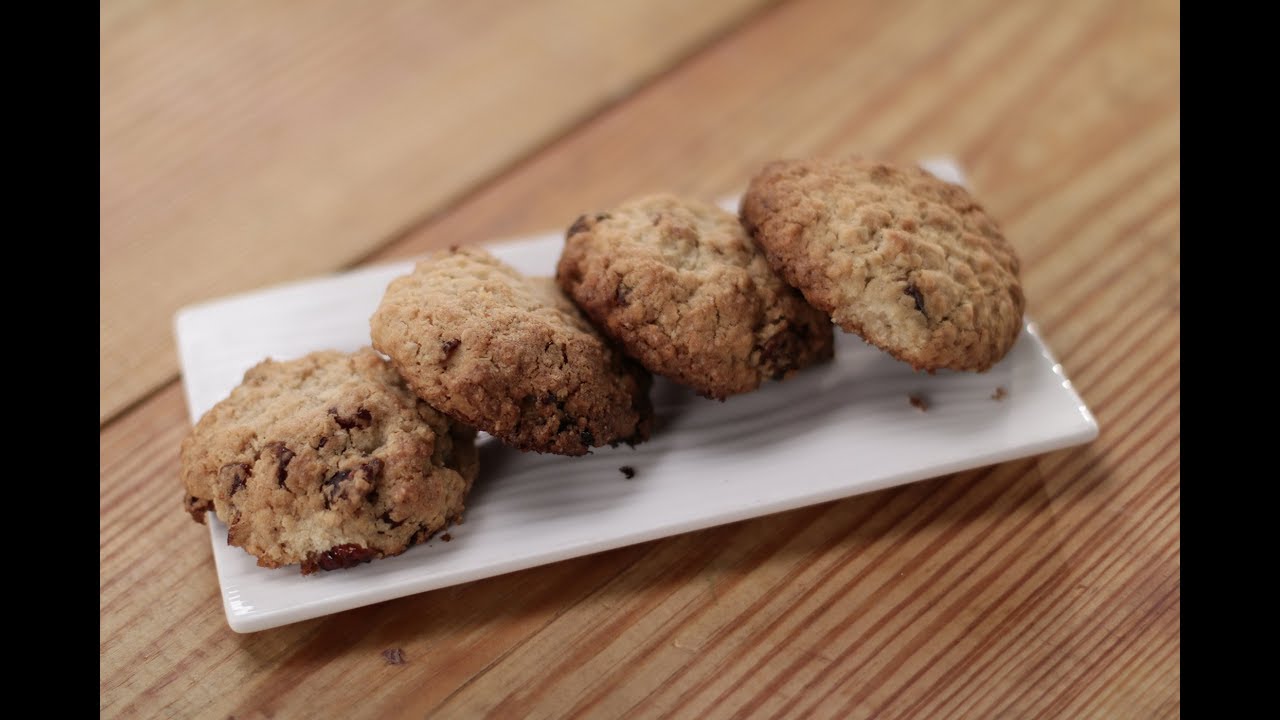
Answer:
[175, 159, 1097, 633]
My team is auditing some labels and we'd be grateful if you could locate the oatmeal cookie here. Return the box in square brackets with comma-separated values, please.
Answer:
[557, 194, 833, 398]
[180, 348, 479, 574]
[740, 157, 1024, 371]
[370, 248, 652, 455]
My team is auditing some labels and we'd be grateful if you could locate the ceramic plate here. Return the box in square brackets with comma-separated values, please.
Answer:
[174, 159, 1097, 632]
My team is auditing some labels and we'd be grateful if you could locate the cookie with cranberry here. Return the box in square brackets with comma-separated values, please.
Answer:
[740, 157, 1024, 371]
[370, 248, 653, 455]
[557, 194, 833, 399]
[180, 347, 478, 574]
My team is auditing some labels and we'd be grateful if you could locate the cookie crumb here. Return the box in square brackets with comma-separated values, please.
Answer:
[382, 648, 406, 665]
[441, 533, 453, 542]
[620, 466, 636, 479]
[908, 394, 929, 412]
[991, 386, 1007, 401]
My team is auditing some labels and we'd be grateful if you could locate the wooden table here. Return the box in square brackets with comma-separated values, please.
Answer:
[100, 0, 1180, 716]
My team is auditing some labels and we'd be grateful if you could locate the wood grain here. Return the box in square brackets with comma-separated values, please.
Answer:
[99, 0, 772, 423]
[100, 0, 1180, 716]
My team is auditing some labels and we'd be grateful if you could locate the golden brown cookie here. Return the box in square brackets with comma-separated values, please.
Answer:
[557, 194, 834, 399]
[180, 348, 478, 574]
[740, 158, 1024, 371]
[370, 248, 653, 456]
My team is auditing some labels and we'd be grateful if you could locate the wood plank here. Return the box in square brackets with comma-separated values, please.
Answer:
[368, 0, 1179, 283]
[100, 0, 1179, 716]
[100, 0, 773, 423]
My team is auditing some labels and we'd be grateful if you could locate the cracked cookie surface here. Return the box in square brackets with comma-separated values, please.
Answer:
[370, 247, 653, 455]
[180, 348, 478, 574]
[740, 158, 1024, 371]
[557, 194, 834, 399]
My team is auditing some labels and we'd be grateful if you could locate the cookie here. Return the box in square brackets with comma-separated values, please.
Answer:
[556, 194, 834, 399]
[370, 247, 653, 456]
[740, 158, 1025, 372]
[180, 348, 479, 574]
